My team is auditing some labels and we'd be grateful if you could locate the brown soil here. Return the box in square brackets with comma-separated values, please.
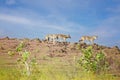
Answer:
[0, 37, 120, 75]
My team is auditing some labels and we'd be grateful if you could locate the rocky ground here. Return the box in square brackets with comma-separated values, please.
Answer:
[0, 36, 120, 76]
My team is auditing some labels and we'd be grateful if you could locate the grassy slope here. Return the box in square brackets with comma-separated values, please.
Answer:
[0, 53, 120, 80]
[0, 39, 120, 80]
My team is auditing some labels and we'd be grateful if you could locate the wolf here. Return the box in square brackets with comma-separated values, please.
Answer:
[57, 34, 71, 42]
[45, 34, 58, 43]
[79, 36, 98, 44]
[45, 34, 71, 43]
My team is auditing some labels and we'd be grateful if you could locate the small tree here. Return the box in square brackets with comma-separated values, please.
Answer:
[17, 50, 31, 76]
[8, 41, 37, 76]
[78, 46, 108, 73]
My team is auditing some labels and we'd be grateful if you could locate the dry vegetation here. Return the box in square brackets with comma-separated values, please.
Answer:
[0, 37, 120, 80]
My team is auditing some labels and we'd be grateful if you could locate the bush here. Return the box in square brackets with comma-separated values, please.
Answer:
[8, 41, 37, 76]
[78, 46, 108, 73]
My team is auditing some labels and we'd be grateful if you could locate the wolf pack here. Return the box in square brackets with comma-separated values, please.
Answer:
[45, 34, 98, 44]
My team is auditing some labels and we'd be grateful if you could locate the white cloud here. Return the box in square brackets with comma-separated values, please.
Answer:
[0, 13, 82, 32]
[0, 4, 89, 33]
[19, 0, 95, 14]
[0, 14, 32, 25]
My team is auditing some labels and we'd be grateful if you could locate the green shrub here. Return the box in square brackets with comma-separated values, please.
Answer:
[78, 46, 108, 73]
[8, 41, 37, 76]
[16, 41, 25, 52]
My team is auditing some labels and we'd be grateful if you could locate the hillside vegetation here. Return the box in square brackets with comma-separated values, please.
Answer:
[0, 37, 120, 80]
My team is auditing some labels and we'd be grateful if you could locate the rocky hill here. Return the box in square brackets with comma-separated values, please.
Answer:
[0, 37, 120, 76]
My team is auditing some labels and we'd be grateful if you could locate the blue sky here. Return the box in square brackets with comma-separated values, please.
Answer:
[0, 0, 120, 47]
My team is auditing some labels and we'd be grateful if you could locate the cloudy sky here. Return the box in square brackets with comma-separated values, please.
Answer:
[0, 0, 120, 47]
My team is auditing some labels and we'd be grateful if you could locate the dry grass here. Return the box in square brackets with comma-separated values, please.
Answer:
[0, 38, 120, 80]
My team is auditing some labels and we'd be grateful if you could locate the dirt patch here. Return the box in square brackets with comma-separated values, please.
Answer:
[0, 37, 120, 75]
